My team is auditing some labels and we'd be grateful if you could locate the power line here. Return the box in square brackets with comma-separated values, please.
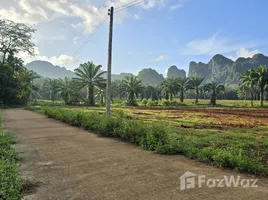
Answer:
[115, 0, 144, 10]
[63, 15, 108, 67]
[115, 0, 145, 13]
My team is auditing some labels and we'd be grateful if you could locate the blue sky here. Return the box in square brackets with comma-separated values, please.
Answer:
[1, 0, 267, 76]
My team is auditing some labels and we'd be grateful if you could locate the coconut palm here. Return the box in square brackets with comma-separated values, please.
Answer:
[176, 77, 190, 103]
[239, 68, 257, 106]
[203, 81, 225, 105]
[254, 65, 268, 107]
[73, 61, 106, 106]
[120, 76, 144, 106]
[188, 76, 204, 103]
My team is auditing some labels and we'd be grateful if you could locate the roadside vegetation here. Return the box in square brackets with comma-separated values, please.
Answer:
[0, 110, 21, 199]
[26, 105, 268, 176]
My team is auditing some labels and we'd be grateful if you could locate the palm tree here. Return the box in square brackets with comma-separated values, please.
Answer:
[162, 77, 177, 100]
[188, 76, 204, 103]
[254, 65, 268, 107]
[95, 88, 105, 105]
[120, 76, 144, 106]
[25, 70, 41, 104]
[57, 77, 75, 105]
[239, 68, 257, 106]
[203, 81, 225, 105]
[73, 61, 106, 106]
[42, 78, 59, 103]
[176, 77, 190, 103]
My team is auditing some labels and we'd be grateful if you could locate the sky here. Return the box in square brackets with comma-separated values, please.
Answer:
[1, 0, 268, 76]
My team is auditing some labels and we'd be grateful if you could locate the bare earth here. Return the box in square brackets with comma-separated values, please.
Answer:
[3, 109, 268, 200]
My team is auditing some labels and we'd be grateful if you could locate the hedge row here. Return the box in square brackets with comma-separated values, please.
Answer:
[26, 106, 268, 176]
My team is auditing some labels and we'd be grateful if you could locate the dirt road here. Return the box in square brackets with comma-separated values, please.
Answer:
[3, 109, 268, 200]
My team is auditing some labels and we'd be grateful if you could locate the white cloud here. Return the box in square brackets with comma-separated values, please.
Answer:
[153, 55, 167, 62]
[134, 13, 142, 20]
[17, 47, 78, 68]
[0, 0, 170, 32]
[229, 48, 261, 61]
[183, 32, 257, 56]
[169, 4, 183, 11]
[72, 37, 80, 44]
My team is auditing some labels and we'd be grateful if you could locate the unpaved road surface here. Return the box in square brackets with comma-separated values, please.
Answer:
[3, 109, 268, 200]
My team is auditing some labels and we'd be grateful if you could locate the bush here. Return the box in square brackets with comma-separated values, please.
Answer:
[141, 99, 148, 106]
[0, 116, 21, 199]
[146, 100, 159, 107]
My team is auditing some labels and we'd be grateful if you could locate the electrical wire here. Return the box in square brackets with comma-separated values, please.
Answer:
[115, 0, 145, 13]
[63, 15, 108, 67]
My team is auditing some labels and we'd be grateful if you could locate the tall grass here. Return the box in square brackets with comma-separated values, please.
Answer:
[0, 110, 21, 200]
[26, 106, 268, 176]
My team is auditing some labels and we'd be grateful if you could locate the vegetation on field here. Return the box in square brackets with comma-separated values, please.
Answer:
[0, 111, 21, 199]
[26, 106, 268, 176]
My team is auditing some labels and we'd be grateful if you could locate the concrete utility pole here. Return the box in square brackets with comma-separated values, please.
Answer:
[106, 6, 114, 116]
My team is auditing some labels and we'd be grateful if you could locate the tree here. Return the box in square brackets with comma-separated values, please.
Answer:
[254, 65, 268, 107]
[42, 79, 59, 103]
[120, 76, 144, 106]
[57, 77, 78, 105]
[161, 77, 177, 101]
[203, 82, 225, 105]
[73, 62, 106, 106]
[0, 19, 36, 63]
[188, 77, 204, 103]
[176, 77, 190, 103]
[0, 54, 31, 105]
[240, 68, 257, 106]
[25, 70, 41, 104]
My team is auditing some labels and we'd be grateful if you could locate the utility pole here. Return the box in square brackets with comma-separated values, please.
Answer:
[106, 6, 114, 116]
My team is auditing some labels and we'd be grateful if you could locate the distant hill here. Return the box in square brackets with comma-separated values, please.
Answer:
[167, 65, 186, 78]
[25, 60, 133, 81]
[137, 68, 165, 85]
[188, 53, 268, 85]
[26, 61, 76, 78]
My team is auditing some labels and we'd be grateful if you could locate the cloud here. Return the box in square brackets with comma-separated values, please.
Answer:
[169, 4, 184, 11]
[0, 0, 170, 32]
[17, 47, 78, 67]
[153, 55, 167, 62]
[229, 48, 261, 61]
[72, 37, 80, 44]
[134, 13, 142, 20]
[182, 31, 257, 56]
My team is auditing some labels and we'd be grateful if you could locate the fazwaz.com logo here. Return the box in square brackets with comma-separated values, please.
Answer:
[179, 171, 259, 190]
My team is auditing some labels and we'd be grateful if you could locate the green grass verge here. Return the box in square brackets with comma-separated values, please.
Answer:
[0, 110, 21, 200]
[26, 106, 268, 176]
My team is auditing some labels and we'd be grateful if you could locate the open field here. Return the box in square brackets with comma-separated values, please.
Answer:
[27, 104, 268, 176]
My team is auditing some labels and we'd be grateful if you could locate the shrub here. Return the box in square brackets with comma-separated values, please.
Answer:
[141, 99, 148, 106]
[146, 100, 159, 107]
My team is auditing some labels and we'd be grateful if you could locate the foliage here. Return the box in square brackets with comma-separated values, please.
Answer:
[188, 77, 204, 103]
[73, 61, 106, 106]
[0, 55, 32, 105]
[0, 19, 36, 64]
[0, 111, 21, 199]
[203, 82, 225, 105]
[176, 77, 190, 103]
[120, 76, 144, 106]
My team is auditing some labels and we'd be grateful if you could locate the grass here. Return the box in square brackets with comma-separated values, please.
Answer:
[26, 105, 268, 176]
[0, 110, 21, 200]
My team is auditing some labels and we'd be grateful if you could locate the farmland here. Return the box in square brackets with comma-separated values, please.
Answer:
[26, 99, 268, 176]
